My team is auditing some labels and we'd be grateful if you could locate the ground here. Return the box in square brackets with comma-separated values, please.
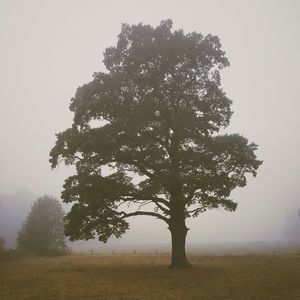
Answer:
[1, 253, 300, 299]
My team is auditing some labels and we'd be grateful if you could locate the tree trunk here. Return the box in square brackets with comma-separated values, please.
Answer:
[169, 204, 191, 269]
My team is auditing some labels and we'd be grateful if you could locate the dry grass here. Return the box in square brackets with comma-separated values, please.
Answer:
[1, 253, 300, 299]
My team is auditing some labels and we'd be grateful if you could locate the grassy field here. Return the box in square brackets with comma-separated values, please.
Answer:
[1, 253, 300, 299]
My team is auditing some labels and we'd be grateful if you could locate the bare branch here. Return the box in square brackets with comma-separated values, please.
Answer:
[137, 200, 152, 210]
[120, 210, 169, 224]
[120, 195, 170, 207]
[152, 200, 170, 214]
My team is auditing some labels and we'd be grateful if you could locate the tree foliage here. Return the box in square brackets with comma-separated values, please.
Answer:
[17, 196, 68, 255]
[0, 236, 5, 251]
[50, 20, 262, 266]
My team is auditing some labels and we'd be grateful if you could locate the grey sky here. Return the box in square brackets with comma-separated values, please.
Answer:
[0, 0, 299, 244]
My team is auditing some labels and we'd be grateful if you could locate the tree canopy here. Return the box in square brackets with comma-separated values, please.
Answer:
[17, 196, 68, 255]
[50, 20, 262, 267]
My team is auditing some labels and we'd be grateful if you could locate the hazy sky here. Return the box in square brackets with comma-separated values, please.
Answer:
[1, 0, 300, 244]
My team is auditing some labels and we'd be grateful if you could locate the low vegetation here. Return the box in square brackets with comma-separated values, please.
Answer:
[0, 248, 29, 262]
[1, 253, 300, 299]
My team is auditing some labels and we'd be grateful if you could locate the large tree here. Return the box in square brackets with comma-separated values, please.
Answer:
[17, 196, 67, 255]
[50, 20, 262, 268]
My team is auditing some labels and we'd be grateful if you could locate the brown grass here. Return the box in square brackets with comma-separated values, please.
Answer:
[1, 253, 300, 299]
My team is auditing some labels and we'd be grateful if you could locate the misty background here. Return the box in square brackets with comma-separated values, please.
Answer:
[0, 0, 300, 251]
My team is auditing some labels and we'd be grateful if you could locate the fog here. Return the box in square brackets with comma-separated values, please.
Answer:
[0, 0, 300, 249]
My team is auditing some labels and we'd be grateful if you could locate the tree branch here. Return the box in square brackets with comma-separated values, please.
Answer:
[120, 195, 170, 208]
[187, 206, 206, 214]
[152, 201, 170, 214]
[120, 210, 169, 224]
[185, 187, 198, 205]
